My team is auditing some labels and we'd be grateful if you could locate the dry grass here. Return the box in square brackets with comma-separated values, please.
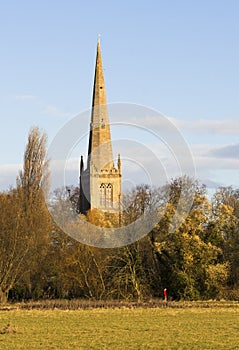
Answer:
[2, 298, 239, 311]
[0, 323, 19, 334]
[0, 304, 238, 349]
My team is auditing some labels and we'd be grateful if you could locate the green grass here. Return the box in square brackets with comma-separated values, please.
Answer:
[0, 306, 239, 349]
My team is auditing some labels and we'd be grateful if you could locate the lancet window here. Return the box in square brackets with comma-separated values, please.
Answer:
[99, 183, 113, 208]
[106, 183, 113, 208]
[99, 183, 106, 207]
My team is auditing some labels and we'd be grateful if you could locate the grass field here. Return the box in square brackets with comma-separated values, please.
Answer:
[0, 305, 239, 349]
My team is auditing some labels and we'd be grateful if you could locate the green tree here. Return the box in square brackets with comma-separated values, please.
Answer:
[210, 187, 239, 290]
[150, 177, 229, 300]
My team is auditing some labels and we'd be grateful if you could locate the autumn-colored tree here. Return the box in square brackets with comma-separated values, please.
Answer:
[210, 187, 239, 291]
[150, 178, 229, 300]
[0, 127, 51, 302]
[0, 190, 29, 302]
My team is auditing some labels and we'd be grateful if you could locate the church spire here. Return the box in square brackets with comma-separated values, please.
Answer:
[79, 40, 122, 215]
[91, 38, 107, 107]
[87, 39, 114, 169]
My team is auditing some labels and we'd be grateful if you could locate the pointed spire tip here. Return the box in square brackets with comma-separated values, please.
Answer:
[97, 34, 101, 44]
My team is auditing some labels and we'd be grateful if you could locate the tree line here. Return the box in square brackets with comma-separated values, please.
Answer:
[0, 127, 239, 303]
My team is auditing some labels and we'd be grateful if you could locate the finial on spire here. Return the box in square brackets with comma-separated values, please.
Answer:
[97, 33, 101, 43]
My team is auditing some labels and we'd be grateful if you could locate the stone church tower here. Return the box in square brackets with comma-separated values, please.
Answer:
[79, 40, 122, 215]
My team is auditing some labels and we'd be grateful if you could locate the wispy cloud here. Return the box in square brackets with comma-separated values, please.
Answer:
[187, 143, 239, 170]
[127, 114, 239, 136]
[207, 143, 239, 159]
[0, 163, 21, 190]
[42, 105, 71, 118]
[200, 179, 224, 189]
[15, 94, 36, 101]
[110, 111, 239, 137]
[13, 95, 71, 119]
[169, 117, 239, 136]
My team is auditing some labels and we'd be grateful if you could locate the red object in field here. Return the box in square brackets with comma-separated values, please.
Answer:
[164, 288, 167, 297]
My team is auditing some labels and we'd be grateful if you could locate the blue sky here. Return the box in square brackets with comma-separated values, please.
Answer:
[0, 0, 239, 191]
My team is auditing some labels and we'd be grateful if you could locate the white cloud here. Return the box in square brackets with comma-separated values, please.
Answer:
[52, 141, 238, 191]
[1, 138, 238, 193]
[207, 143, 239, 159]
[124, 113, 239, 136]
[185, 143, 239, 188]
[169, 117, 239, 136]
[0, 163, 21, 190]
[187, 143, 239, 169]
